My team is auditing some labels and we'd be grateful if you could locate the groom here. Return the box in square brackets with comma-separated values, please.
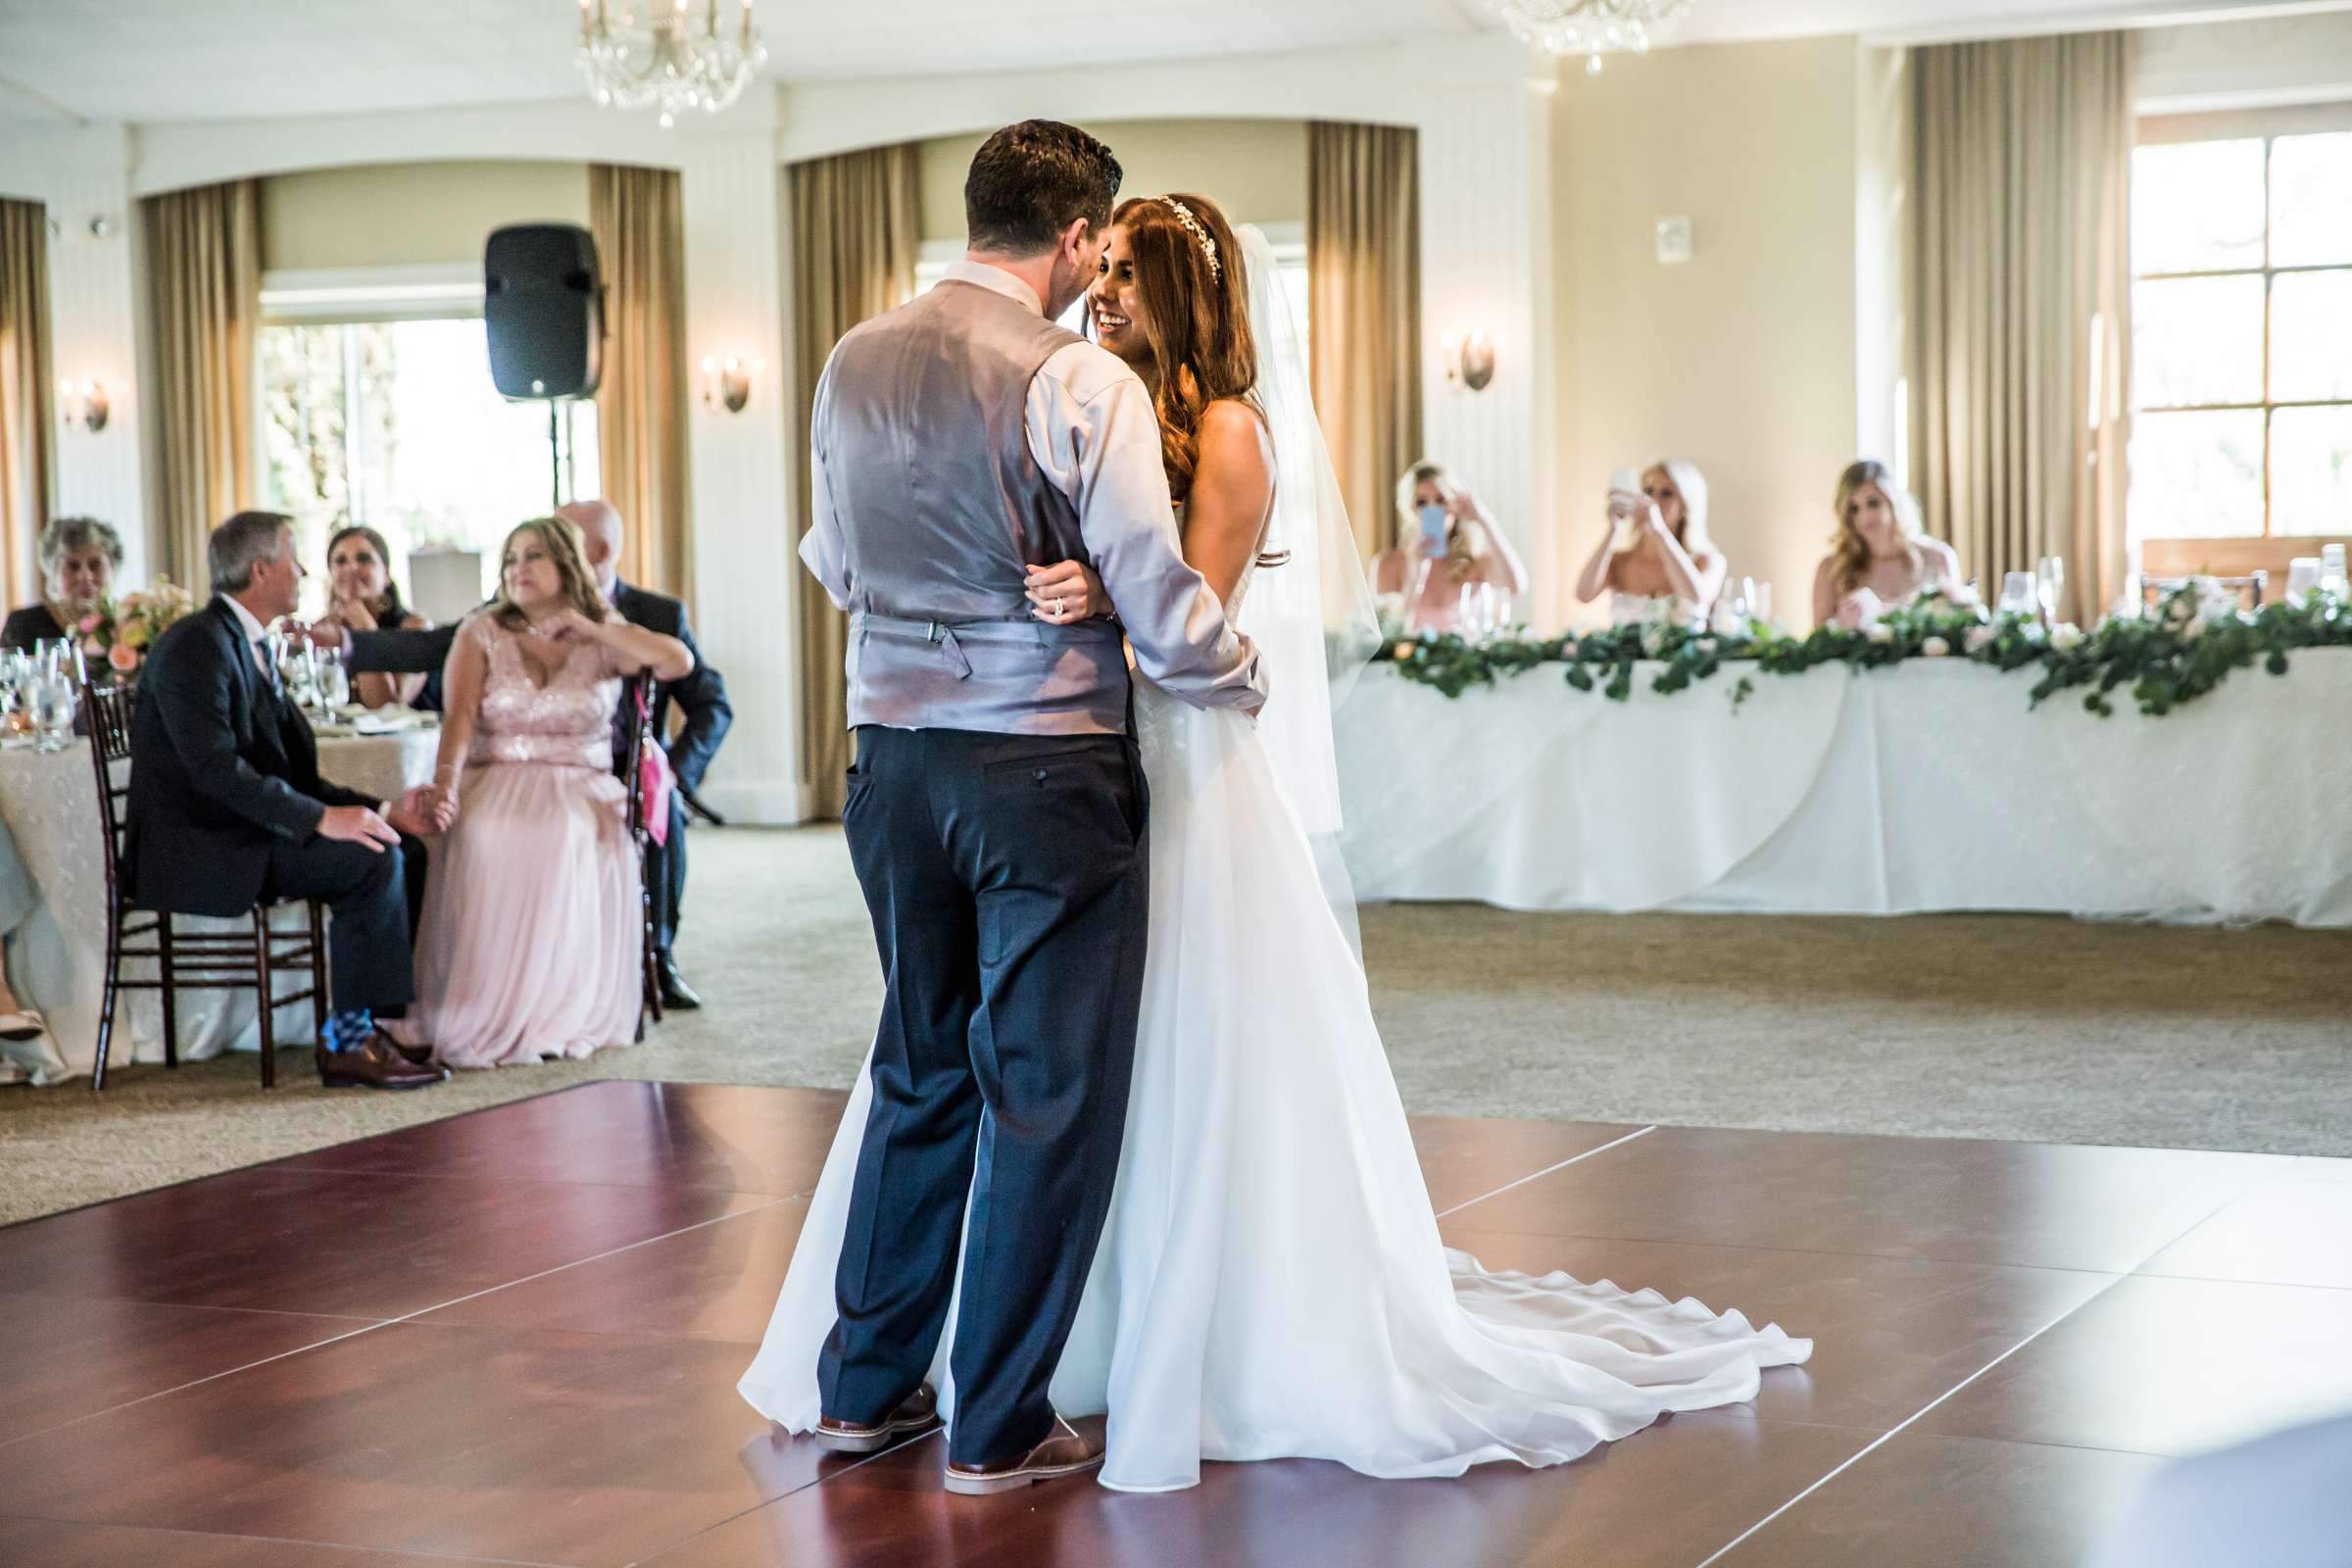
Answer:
[801, 120, 1264, 1494]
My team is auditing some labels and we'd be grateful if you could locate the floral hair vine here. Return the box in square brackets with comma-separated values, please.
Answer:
[1161, 197, 1221, 283]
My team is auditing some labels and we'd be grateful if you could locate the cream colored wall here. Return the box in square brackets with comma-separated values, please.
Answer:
[915, 118, 1305, 244]
[1550, 36, 1861, 626]
[259, 159, 590, 270]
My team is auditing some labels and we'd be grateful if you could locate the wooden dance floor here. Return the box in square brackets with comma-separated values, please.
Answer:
[2, 1080, 2346, 1566]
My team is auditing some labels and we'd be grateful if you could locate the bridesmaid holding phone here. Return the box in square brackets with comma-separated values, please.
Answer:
[1574, 459, 1726, 624]
[1370, 461, 1528, 636]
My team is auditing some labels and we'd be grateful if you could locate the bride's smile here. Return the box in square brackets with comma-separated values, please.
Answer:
[1088, 225, 1146, 359]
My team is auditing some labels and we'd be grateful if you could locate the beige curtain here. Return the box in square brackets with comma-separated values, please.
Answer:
[789, 145, 919, 819]
[144, 179, 261, 589]
[1910, 32, 2133, 624]
[0, 198, 52, 608]
[590, 164, 691, 598]
[1308, 122, 1422, 563]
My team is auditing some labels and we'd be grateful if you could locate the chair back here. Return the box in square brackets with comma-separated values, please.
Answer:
[2143, 571, 2268, 612]
[81, 678, 137, 896]
[618, 672, 651, 839]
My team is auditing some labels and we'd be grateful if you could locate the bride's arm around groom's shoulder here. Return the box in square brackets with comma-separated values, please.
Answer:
[1047, 347, 1265, 716]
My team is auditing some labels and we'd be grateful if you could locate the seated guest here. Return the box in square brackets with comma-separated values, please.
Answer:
[1811, 460, 1960, 628]
[314, 525, 432, 708]
[127, 511, 446, 1091]
[559, 498, 732, 1010]
[395, 516, 692, 1068]
[335, 497, 731, 1012]
[5, 515, 125, 650]
[1370, 463, 1529, 635]
[1574, 460, 1726, 623]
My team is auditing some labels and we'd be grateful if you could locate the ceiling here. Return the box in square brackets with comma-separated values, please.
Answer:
[0, 0, 2338, 125]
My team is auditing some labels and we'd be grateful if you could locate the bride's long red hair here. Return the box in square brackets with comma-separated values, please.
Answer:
[1109, 193, 1256, 504]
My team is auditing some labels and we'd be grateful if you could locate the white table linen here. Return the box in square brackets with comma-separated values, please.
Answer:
[1337, 651, 2352, 926]
[0, 730, 440, 1084]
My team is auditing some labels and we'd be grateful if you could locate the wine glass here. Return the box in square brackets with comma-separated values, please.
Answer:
[1750, 580, 1774, 629]
[314, 645, 351, 710]
[31, 670, 76, 753]
[2034, 556, 2066, 623]
[1997, 572, 2037, 618]
[1456, 581, 1499, 643]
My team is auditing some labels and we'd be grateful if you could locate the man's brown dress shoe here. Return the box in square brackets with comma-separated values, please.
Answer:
[944, 1413, 1106, 1495]
[378, 1034, 436, 1067]
[316, 1034, 446, 1091]
[812, 1382, 941, 1454]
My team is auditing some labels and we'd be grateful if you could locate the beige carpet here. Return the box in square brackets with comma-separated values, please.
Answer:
[4, 824, 2347, 1226]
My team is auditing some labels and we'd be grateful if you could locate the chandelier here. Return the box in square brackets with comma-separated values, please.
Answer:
[576, 0, 768, 128]
[1493, 0, 1691, 74]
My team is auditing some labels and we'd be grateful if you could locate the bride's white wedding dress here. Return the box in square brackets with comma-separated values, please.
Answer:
[739, 546, 1810, 1492]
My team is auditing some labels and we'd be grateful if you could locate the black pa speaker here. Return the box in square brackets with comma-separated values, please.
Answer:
[484, 223, 603, 399]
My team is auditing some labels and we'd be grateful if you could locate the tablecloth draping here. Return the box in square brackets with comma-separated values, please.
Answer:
[1336, 652, 2352, 926]
[0, 730, 440, 1084]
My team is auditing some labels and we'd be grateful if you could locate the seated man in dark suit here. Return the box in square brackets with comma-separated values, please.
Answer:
[131, 511, 448, 1091]
[559, 499, 731, 1010]
[339, 501, 731, 1011]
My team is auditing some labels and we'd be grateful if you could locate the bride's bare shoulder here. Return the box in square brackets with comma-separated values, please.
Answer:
[1197, 397, 1272, 479]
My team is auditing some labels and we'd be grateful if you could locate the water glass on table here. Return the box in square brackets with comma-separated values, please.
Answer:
[1997, 572, 2038, 619]
[314, 645, 351, 710]
[2322, 544, 2349, 603]
[30, 670, 76, 753]
[2286, 558, 2322, 608]
[2034, 556, 2066, 623]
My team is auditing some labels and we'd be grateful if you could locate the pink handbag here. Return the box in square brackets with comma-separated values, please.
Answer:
[636, 682, 674, 847]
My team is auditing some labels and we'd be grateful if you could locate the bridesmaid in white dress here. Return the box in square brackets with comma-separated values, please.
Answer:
[741, 201, 1809, 1492]
[399, 517, 692, 1068]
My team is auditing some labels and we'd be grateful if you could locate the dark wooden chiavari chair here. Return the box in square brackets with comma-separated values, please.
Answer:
[2142, 571, 2269, 613]
[618, 672, 662, 1041]
[82, 679, 329, 1091]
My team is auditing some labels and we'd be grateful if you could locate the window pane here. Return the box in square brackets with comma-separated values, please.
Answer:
[2272, 405, 2352, 537]
[262, 317, 600, 619]
[2271, 269, 2352, 403]
[2132, 275, 2264, 409]
[2129, 409, 2267, 543]
[364, 319, 600, 607]
[2270, 132, 2352, 269]
[2132, 140, 2266, 275]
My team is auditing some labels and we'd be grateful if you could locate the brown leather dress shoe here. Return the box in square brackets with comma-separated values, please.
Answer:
[812, 1382, 941, 1454]
[944, 1413, 1106, 1495]
[378, 1034, 436, 1067]
[316, 1035, 447, 1091]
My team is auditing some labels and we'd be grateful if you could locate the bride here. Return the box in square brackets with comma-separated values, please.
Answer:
[740, 192, 1809, 1493]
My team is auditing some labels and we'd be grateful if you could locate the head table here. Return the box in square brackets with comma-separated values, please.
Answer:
[0, 728, 442, 1085]
[1336, 648, 2352, 926]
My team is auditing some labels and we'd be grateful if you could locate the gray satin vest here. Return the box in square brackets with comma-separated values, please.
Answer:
[813, 279, 1130, 736]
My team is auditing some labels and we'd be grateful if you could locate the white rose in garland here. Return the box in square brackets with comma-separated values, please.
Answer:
[1864, 622, 1894, 644]
[1965, 624, 1997, 654]
[1921, 635, 1951, 658]
[2050, 623, 2084, 652]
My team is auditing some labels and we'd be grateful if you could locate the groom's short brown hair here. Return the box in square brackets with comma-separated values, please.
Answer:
[964, 120, 1122, 257]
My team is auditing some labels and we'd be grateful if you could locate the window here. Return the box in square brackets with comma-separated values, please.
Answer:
[2129, 125, 2352, 547]
[259, 269, 598, 620]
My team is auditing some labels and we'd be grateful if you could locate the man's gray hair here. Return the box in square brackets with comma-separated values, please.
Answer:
[208, 511, 296, 592]
[37, 515, 125, 582]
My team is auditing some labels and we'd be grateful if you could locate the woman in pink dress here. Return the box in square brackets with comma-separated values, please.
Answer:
[401, 516, 694, 1068]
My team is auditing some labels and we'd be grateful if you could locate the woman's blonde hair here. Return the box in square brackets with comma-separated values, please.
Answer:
[492, 516, 610, 629]
[1827, 460, 1925, 597]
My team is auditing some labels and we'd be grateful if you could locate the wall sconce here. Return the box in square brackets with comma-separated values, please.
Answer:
[1441, 331, 1496, 393]
[699, 355, 758, 414]
[59, 378, 109, 434]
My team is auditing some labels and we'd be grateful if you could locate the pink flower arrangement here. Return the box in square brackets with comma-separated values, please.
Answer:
[77, 580, 196, 678]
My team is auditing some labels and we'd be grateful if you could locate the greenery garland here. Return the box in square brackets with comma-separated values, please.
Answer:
[1372, 585, 2352, 718]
